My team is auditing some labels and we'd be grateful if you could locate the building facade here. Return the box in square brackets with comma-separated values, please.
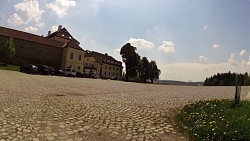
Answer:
[47, 26, 84, 72]
[0, 25, 85, 72]
[84, 51, 123, 79]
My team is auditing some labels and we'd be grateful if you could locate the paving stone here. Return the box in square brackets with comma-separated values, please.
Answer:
[2, 70, 242, 141]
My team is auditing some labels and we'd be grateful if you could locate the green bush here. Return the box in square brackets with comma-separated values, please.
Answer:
[176, 99, 250, 141]
[0, 62, 20, 71]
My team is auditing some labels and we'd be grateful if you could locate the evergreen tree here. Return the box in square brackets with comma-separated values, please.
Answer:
[120, 43, 138, 81]
[139, 57, 149, 82]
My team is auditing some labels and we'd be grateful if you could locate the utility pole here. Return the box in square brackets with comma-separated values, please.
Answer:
[235, 74, 241, 106]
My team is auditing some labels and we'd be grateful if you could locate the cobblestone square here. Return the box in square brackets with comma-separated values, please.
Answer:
[0, 70, 249, 141]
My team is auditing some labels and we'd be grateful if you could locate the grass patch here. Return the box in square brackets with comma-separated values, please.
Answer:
[176, 99, 250, 141]
[0, 62, 20, 71]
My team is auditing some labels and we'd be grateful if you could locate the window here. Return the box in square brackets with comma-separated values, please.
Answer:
[109, 67, 111, 70]
[105, 66, 107, 69]
[113, 72, 114, 76]
[113, 67, 115, 70]
[87, 58, 89, 61]
[92, 64, 94, 67]
[109, 72, 111, 76]
[70, 53, 74, 59]
[78, 66, 81, 70]
[117, 68, 118, 71]
[78, 55, 82, 61]
[104, 72, 106, 75]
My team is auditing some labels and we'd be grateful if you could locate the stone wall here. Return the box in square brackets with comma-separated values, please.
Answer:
[0, 36, 62, 69]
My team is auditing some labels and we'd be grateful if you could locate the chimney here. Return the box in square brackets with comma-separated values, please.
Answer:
[105, 53, 108, 56]
[47, 31, 51, 36]
[58, 25, 62, 31]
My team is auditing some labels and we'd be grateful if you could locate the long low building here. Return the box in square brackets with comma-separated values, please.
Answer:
[0, 25, 123, 79]
[84, 51, 123, 80]
[0, 25, 85, 72]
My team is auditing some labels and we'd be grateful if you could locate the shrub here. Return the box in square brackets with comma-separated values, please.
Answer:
[176, 99, 250, 140]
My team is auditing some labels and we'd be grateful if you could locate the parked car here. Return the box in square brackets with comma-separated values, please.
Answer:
[20, 64, 38, 74]
[49, 67, 55, 75]
[64, 67, 76, 77]
[111, 76, 118, 80]
[90, 72, 99, 79]
[76, 72, 84, 78]
[55, 69, 64, 76]
[37, 65, 49, 75]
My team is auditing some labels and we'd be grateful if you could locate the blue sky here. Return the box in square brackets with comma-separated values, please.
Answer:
[0, 0, 250, 81]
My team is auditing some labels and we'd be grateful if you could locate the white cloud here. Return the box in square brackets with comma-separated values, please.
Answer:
[25, 26, 38, 32]
[228, 53, 237, 65]
[199, 56, 207, 61]
[51, 25, 58, 32]
[161, 61, 250, 81]
[239, 50, 247, 57]
[8, 13, 24, 26]
[47, 0, 76, 18]
[213, 43, 220, 49]
[35, 22, 45, 29]
[126, 38, 154, 49]
[160, 52, 250, 81]
[203, 26, 208, 30]
[159, 41, 175, 54]
[114, 49, 120, 55]
[244, 56, 250, 66]
[248, 56, 250, 66]
[8, 0, 44, 26]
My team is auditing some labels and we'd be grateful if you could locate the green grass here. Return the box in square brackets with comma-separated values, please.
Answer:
[0, 62, 20, 71]
[176, 99, 250, 141]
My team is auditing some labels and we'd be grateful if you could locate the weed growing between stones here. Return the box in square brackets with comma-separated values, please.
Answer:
[176, 99, 250, 141]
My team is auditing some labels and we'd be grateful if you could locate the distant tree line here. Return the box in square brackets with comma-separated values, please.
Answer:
[204, 71, 250, 86]
[120, 43, 161, 83]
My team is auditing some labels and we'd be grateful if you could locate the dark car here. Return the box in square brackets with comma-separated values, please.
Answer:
[49, 67, 55, 75]
[37, 65, 49, 75]
[20, 64, 38, 74]
[76, 72, 84, 78]
[111, 76, 118, 80]
[55, 69, 64, 76]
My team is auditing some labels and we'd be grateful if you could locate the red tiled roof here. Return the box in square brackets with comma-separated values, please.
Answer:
[0, 26, 65, 48]
[47, 28, 80, 44]
[85, 51, 122, 67]
[64, 40, 84, 51]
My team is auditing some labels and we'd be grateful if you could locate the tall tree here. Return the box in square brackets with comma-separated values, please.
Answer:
[120, 43, 137, 81]
[2, 37, 15, 64]
[135, 53, 141, 78]
[149, 60, 161, 83]
[140, 57, 149, 82]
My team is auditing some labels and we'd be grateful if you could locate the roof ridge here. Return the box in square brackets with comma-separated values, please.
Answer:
[86, 51, 122, 63]
[0, 26, 47, 39]
[0, 26, 65, 48]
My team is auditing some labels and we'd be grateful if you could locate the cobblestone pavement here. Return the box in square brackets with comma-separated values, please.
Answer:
[0, 70, 249, 141]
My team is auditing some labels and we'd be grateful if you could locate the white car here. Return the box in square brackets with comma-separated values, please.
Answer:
[64, 67, 76, 77]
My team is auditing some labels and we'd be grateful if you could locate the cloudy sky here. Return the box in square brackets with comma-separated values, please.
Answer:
[0, 0, 250, 81]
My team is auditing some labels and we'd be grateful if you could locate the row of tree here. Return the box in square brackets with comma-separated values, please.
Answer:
[120, 43, 161, 83]
[204, 71, 250, 86]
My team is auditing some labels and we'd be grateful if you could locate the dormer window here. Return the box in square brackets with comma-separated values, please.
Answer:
[69, 37, 72, 39]
[62, 34, 65, 37]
